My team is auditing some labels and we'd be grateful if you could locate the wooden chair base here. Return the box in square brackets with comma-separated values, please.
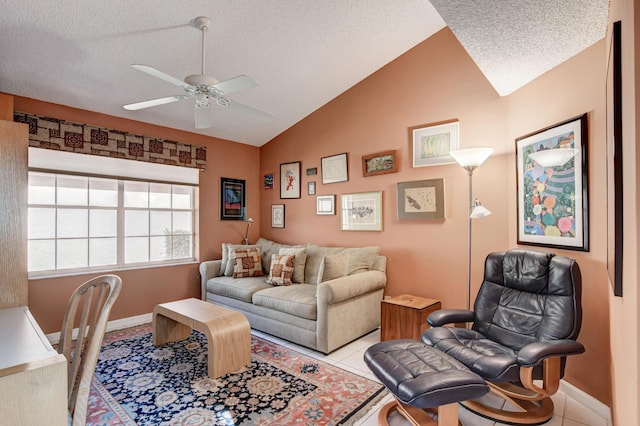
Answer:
[377, 400, 461, 426]
[460, 393, 554, 425]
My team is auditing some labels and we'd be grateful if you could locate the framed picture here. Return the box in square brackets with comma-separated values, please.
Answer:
[362, 150, 398, 177]
[306, 167, 317, 176]
[516, 113, 589, 251]
[316, 195, 335, 215]
[606, 20, 623, 296]
[280, 161, 301, 199]
[396, 179, 445, 220]
[410, 120, 459, 167]
[220, 177, 246, 221]
[340, 191, 383, 231]
[308, 181, 316, 195]
[263, 173, 274, 189]
[321, 153, 349, 184]
[272, 204, 285, 228]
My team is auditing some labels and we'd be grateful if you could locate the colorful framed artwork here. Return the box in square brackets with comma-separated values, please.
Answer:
[321, 153, 349, 184]
[516, 113, 589, 251]
[220, 177, 246, 221]
[263, 173, 274, 189]
[606, 20, 623, 296]
[340, 191, 383, 231]
[396, 178, 445, 220]
[410, 120, 459, 167]
[362, 150, 398, 177]
[280, 161, 301, 199]
[272, 204, 285, 228]
[316, 195, 335, 215]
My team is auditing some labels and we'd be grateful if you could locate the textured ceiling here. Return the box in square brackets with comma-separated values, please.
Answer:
[0, 1, 609, 146]
[430, 0, 609, 96]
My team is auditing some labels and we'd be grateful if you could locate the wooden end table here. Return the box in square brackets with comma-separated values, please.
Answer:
[153, 298, 251, 379]
[380, 294, 441, 341]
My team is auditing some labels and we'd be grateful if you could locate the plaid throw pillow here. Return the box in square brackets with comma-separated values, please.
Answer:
[266, 254, 295, 286]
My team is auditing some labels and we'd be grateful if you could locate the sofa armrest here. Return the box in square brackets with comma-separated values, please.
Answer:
[199, 260, 222, 300]
[316, 270, 387, 305]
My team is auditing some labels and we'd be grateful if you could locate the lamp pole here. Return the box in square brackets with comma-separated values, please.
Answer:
[465, 167, 474, 311]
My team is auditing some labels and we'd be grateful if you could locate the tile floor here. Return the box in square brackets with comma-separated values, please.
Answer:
[250, 328, 610, 426]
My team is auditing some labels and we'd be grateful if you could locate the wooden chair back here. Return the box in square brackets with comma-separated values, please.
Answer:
[58, 274, 122, 426]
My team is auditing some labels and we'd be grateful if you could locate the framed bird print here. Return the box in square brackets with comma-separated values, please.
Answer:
[396, 178, 445, 220]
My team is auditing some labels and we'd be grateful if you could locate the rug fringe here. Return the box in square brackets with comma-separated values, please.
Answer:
[337, 387, 389, 425]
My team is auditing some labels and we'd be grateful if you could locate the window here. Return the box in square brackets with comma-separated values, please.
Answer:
[28, 172, 196, 275]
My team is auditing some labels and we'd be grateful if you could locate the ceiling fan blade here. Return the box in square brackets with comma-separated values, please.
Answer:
[123, 95, 189, 111]
[131, 64, 191, 89]
[224, 99, 274, 122]
[195, 104, 212, 129]
[212, 75, 258, 95]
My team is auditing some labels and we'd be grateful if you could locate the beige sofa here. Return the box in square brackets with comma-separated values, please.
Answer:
[199, 238, 387, 353]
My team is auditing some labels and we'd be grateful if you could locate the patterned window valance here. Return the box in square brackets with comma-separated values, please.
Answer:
[14, 112, 206, 170]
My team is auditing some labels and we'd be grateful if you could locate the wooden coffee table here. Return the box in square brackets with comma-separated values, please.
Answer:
[152, 298, 251, 379]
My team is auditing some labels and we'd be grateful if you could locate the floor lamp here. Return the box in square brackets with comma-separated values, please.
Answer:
[450, 148, 494, 310]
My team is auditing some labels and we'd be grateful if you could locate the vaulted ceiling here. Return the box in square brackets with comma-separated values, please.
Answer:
[0, 1, 608, 146]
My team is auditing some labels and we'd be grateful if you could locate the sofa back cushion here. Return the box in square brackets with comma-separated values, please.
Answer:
[317, 250, 349, 283]
[304, 245, 346, 284]
[278, 247, 307, 283]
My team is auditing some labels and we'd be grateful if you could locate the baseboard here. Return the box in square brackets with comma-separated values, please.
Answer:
[46, 313, 152, 345]
[560, 380, 612, 425]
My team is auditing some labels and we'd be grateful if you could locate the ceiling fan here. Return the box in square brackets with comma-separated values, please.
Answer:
[123, 16, 272, 129]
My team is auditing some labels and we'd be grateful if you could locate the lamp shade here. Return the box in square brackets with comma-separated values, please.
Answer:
[450, 147, 494, 169]
[528, 148, 577, 167]
[470, 200, 492, 219]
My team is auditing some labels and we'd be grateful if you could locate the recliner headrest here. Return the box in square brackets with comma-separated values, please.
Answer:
[501, 249, 554, 293]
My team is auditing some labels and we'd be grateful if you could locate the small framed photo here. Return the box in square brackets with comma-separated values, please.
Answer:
[280, 161, 301, 199]
[340, 191, 383, 231]
[316, 195, 335, 215]
[308, 181, 316, 195]
[321, 153, 349, 184]
[396, 179, 445, 220]
[362, 150, 398, 177]
[306, 167, 317, 176]
[516, 113, 588, 251]
[220, 177, 245, 221]
[410, 120, 460, 167]
[272, 204, 285, 228]
[263, 173, 274, 189]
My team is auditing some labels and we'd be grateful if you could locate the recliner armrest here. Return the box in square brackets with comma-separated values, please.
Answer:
[427, 309, 475, 327]
[517, 340, 586, 366]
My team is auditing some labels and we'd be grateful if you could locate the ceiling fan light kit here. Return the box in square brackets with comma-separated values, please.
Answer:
[123, 16, 272, 129]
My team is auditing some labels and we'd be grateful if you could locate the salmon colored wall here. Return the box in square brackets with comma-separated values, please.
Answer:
[261, 30, 510, 310]
[11, 96, 262, 333]
[506, 42, 611, 406]
[607, 0, 640, 424]
[260, 29, 611, 406]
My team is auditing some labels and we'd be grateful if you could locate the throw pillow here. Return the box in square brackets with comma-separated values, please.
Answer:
[225, 244, 259, 276]
[266, 254, 295, 286]
[232, 247, 264, 278]
[278, 246, 307, 283]
[346, 246, 380, 275]
[219, 242, 231, 276]
[317, 250, 349, 283]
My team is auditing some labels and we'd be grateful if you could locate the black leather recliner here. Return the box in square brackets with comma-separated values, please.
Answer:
[421, 249, 585, 425]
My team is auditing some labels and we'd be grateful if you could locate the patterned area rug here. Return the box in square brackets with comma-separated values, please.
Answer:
[87, 324, 386, 425]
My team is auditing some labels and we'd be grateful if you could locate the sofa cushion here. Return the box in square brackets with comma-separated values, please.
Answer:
[278, 246, 307, 283]
[206, 276, 272, 303]
[224, 244, 259, 276]
[346, 247, 380, 275]
[317, 250, 349, 283]
[266, 254, 295, 286]
[232, 247, 264, 278]
[252, 284, 318, 320]
[255, 238, 303, 273]
[305, 244, 346, 284]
